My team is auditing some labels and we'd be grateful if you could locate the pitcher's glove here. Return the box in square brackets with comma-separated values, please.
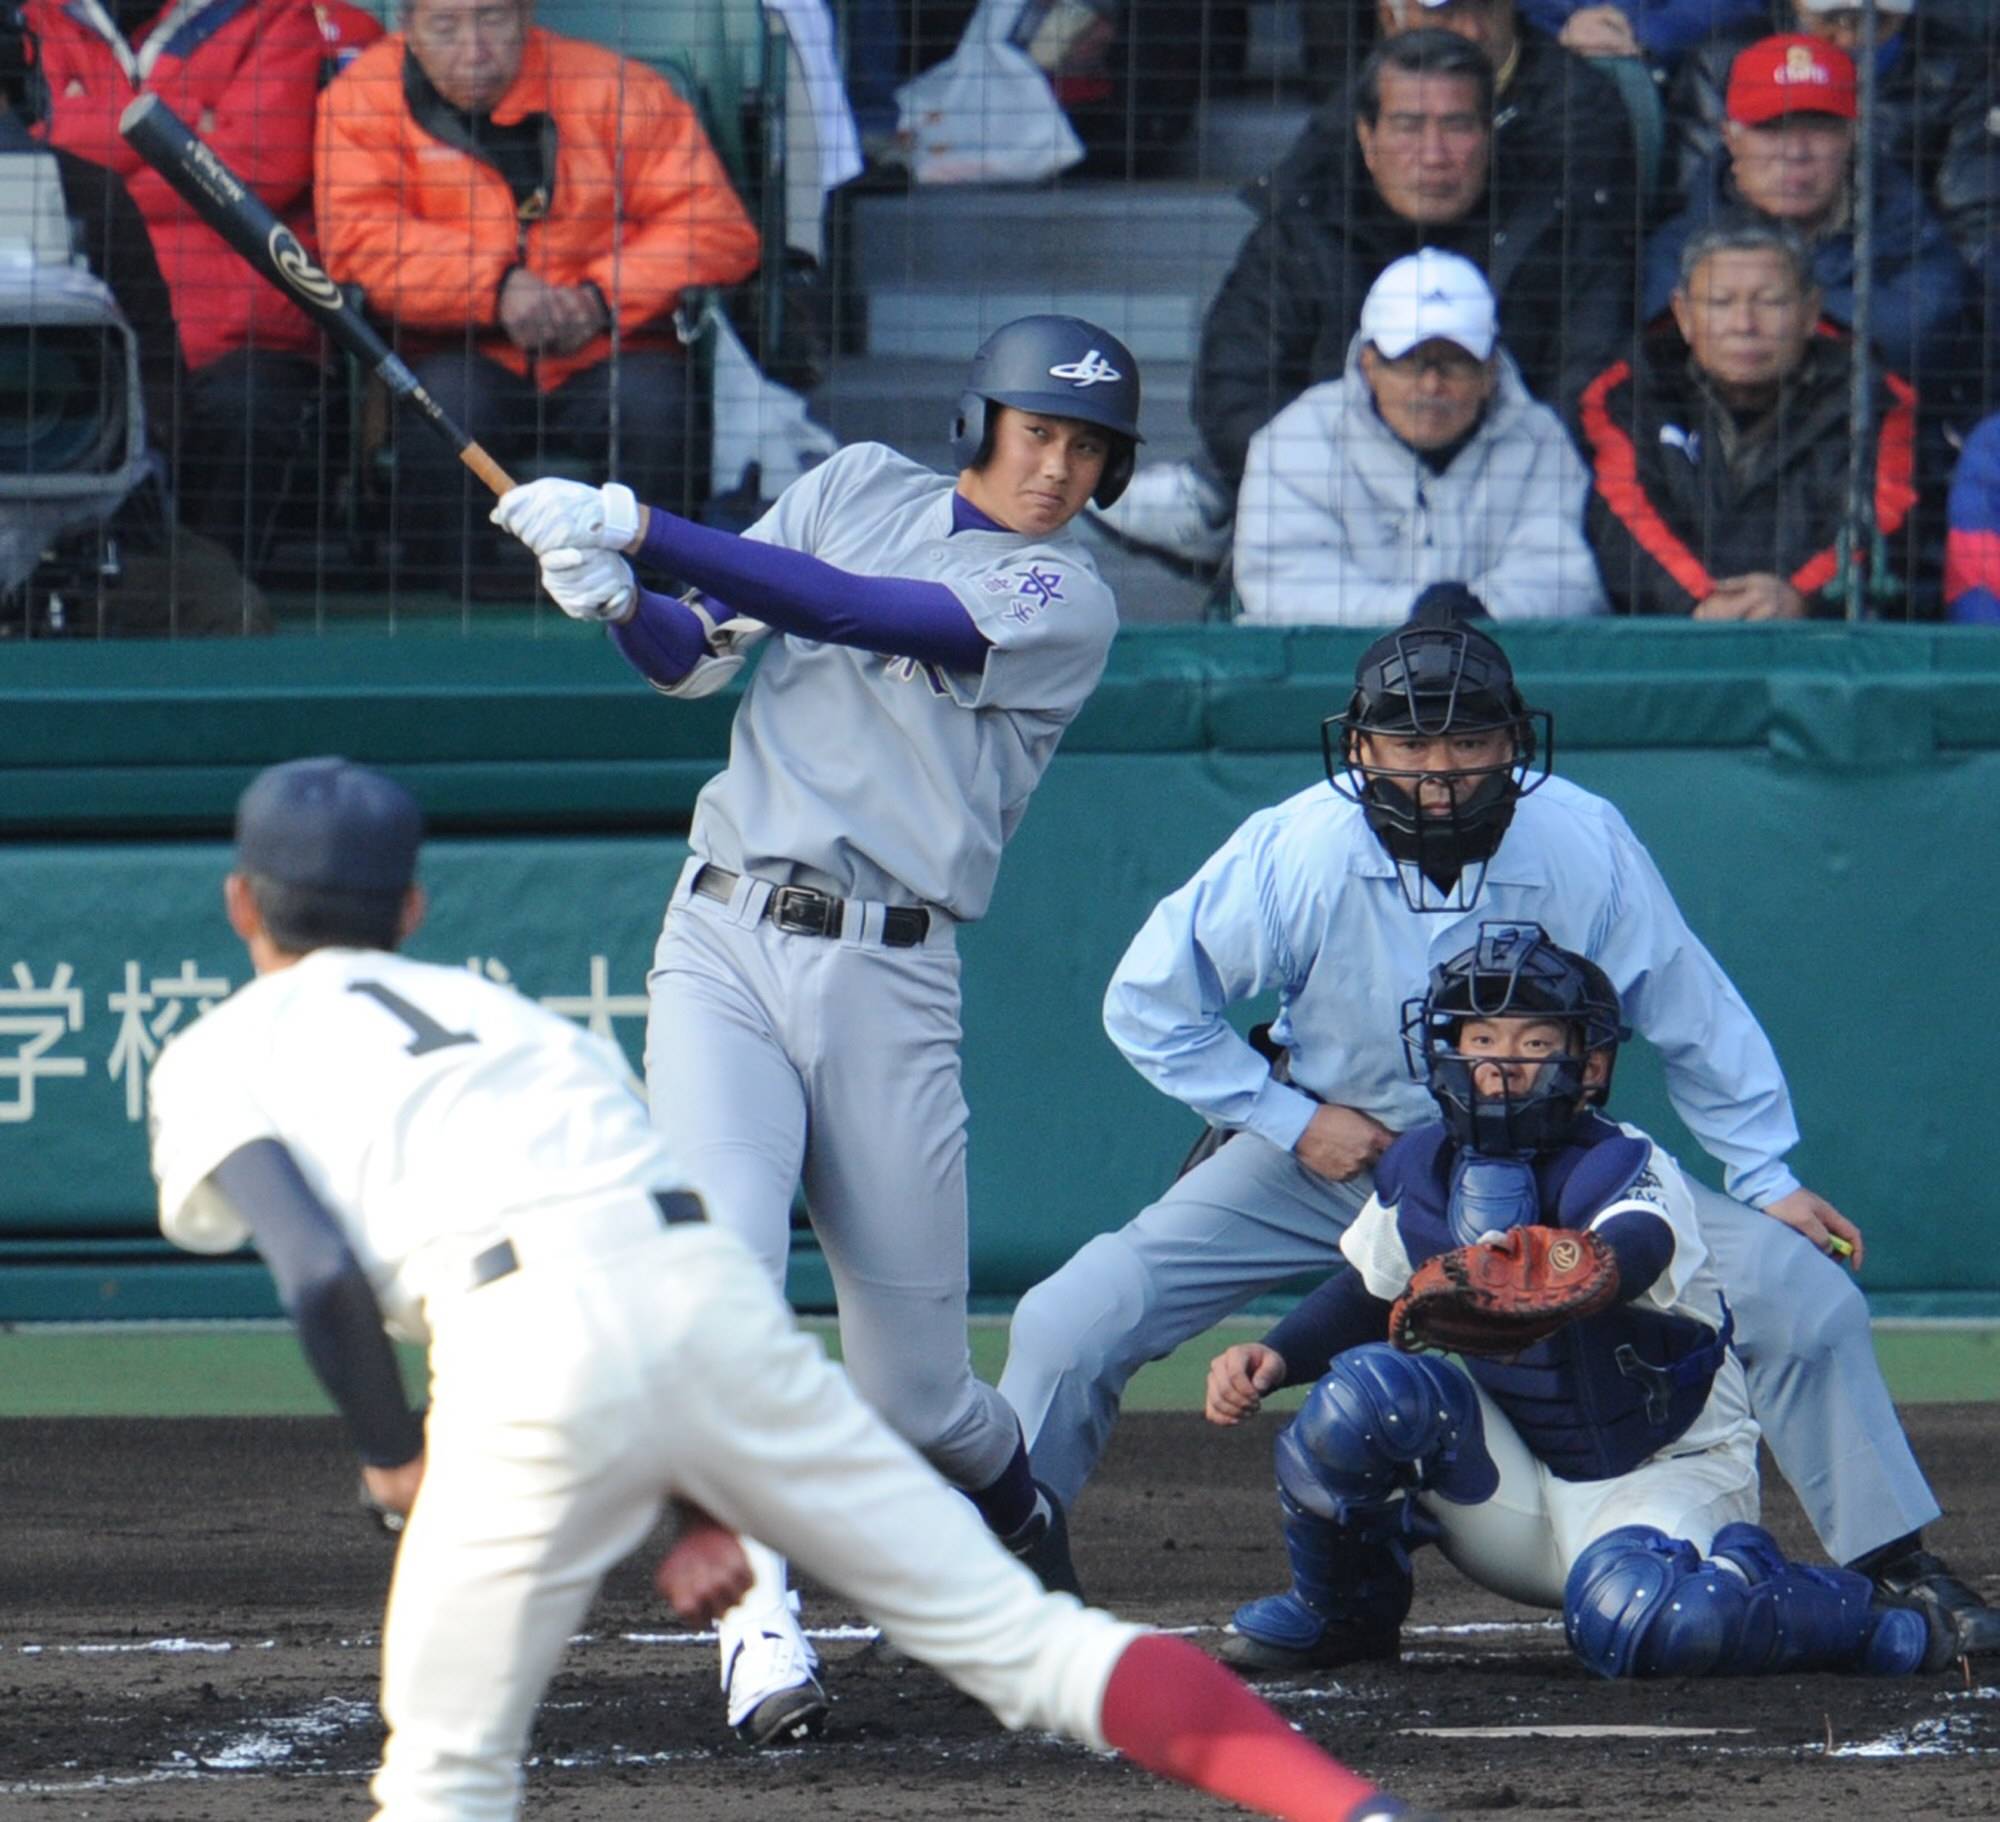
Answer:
[1389, 1226, 1620, 1357]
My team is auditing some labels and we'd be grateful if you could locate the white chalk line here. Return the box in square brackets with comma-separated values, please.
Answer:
[7, 1625, 1991, 1793]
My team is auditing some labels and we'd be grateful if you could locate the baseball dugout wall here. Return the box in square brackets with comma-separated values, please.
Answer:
[2, 619, 1996, 1319]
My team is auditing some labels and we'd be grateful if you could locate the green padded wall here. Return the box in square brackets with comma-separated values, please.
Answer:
[3, 621, 1997, 1318]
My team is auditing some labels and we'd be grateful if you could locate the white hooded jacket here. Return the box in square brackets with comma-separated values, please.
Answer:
[1233, 336, 1608, 625]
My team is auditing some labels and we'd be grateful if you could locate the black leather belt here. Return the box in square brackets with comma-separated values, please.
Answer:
[469, 1190, 706, 1290]
[693, 863, 931, 948]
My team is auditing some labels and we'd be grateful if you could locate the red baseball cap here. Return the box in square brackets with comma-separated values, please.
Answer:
[1726, 34, 1858, 126]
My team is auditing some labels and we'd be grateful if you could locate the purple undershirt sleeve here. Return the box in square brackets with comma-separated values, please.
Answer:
[636, 507, 989, 671]
[606, 589, 713, 687]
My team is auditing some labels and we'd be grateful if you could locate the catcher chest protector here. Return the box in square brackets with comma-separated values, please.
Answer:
[950, 314, 1143, 507]
[1323, 598, 1550, 910]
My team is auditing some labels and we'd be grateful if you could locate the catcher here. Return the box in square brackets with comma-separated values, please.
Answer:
[1204, 924, 1956, 1682]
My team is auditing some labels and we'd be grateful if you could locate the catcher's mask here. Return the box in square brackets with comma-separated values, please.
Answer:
[1402, 922, 1628, 1159]
[1323, 588, 1551, 911]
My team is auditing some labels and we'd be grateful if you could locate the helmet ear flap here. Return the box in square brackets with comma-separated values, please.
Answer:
[1093, 437, 1136, 508]
[950, 391, 991, 475]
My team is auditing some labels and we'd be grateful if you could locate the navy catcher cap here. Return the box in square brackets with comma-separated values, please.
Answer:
[235, 757, 422, 896]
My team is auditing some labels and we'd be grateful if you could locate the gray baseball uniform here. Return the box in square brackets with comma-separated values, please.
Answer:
[647, 441, 1118, 1486]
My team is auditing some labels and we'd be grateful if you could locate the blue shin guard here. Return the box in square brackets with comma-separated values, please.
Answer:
[1228, 1347, 1496, 1671]
[1566, 1522, 1943, 1678]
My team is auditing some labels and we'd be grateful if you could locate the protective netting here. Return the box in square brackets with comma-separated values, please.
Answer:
[0, 0, 1992, 637]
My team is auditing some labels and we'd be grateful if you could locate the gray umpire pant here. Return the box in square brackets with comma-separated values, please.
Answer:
[998, 1130, 1940, 1567]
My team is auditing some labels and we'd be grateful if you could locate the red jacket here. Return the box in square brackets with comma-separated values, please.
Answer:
[315, 29, 760, 391]
[24, 0, 326, 372]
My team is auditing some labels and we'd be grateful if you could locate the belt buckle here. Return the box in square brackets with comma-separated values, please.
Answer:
[769, 885, 838, 938]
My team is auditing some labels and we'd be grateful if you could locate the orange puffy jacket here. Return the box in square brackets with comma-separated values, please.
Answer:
[24, 0, 326, 372]
[315, 29, 760, 391]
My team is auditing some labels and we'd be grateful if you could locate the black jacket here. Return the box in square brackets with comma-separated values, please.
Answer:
[1571, 316, 1925, 618]
[1245, 27, 1645, 243]
[1669, 10, 1999, 274]
[1199, 31, 1639, 487]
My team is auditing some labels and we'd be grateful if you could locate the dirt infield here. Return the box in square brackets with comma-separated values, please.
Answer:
[4, 1406, 1995, 1821]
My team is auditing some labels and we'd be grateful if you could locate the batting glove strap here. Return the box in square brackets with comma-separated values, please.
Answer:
[653, 649, 746, 699]
[539, 546, 636, 622]
[680, 590, 770, 659]
[493, 478, 641, 555]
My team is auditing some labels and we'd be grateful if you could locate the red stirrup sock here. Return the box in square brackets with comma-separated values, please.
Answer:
[1098, 1633, 1386, 1822]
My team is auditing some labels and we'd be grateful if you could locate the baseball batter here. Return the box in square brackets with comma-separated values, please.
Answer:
[1206, 924, 1954, 1682]
[488, 316, 1141, 1742]
[999, 593, 2000, 1657]
[147, 755, 1438, 1822]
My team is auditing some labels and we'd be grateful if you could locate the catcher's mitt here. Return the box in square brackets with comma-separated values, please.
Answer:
[1389, 1225, 1620, 1357]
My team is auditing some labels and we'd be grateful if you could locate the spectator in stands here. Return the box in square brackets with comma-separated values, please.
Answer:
[23, 0, 331, 576]
[1669, 1, 2000, 425]
[1252, 0, 1647, 264]
[1945, 414, 2000, 624]
[315, 0, 760, 592]
[1645, 34, 1967, 389]
[1098, 26, 1635, 568]
[1575, 216, 1921, 618]
[1518, 0, 1765, 64]
[1235, 250, 1605, 624]
[1670, 2, 1997, 287]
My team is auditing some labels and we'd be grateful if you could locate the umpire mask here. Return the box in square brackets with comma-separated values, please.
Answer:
[1323, 591, 1550, 912]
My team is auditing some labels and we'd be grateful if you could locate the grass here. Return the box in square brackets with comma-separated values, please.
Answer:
[0, 1318, 1992, 1419]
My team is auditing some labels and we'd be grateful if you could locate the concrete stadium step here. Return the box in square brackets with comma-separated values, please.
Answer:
[846, 182, 1258, 360]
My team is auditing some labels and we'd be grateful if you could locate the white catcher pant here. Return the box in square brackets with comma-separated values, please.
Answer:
[1420, 1367, 1763, 1609]
[643, 863, 1021, 1491]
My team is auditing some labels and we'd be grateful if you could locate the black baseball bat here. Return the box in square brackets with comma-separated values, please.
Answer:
[118, 92, 516, 497]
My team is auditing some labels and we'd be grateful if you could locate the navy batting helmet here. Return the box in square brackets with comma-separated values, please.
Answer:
[1401, 922, 1628, 1158]
[1322, 591, 1551, 909]
[949, 314, 1143, 507]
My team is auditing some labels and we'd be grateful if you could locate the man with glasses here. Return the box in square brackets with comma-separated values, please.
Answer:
[1094, 25, 1633, 571]
[315, 0, 759, 594]
[1234, 249, 1605, 623]
[1578, 215, 1923, 618]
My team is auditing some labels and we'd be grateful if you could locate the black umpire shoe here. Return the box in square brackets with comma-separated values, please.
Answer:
[1007, 1481, 1085, 1599]
[1871, 1549, 2000, 1656]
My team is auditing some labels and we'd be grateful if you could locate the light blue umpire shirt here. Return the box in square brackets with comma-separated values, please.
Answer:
[1103, 774, 1804, 1210]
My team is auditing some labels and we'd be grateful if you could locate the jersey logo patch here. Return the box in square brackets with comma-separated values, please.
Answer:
[1002, 565, 1066, 623]
[1048, 349, 1122, 388]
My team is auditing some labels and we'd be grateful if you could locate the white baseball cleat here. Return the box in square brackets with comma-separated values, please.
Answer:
[720, 1588, 828, 1747]
[1087, 460, 1233, 567]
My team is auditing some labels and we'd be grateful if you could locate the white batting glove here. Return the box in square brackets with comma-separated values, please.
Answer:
[492, 478, 641, 555]
[538, 546, 636, 622]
